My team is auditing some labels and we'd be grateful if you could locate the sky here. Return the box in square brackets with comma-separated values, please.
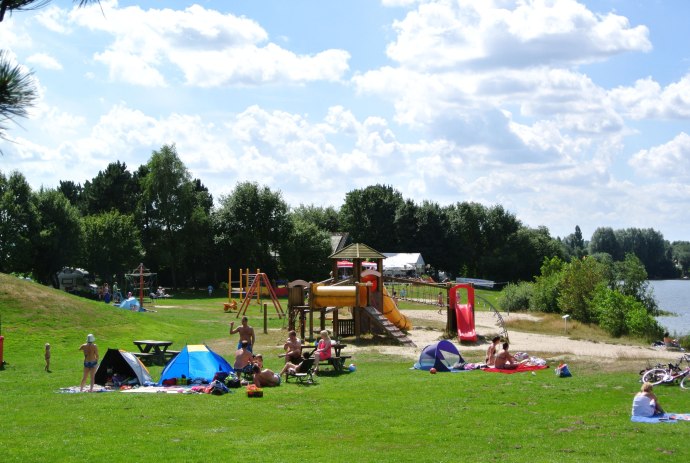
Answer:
[1, 0, 690, 242]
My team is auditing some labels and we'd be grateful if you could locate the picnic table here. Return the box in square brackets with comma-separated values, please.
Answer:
[298, 341, 350, 372]
[132, 340, 178, 366]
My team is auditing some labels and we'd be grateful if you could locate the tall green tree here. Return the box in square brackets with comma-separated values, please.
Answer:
[671, 241, 690, 276]
[413, 201, 448, 278]
[291, 205, 340, 232]
[139, 144, 197, 288]
[83, 161, 139, 216]
[445, 202, 486, 278]
[339, 185, 404, 252]
[279, 217, 331, 281]
[563, 225, 586, 259]
[31, 188, 83, 284]
[0, 170, 37, 273]
[81, 211, 143, 284]
[213, 182, 291, 278]
[589, 227, 621, 260]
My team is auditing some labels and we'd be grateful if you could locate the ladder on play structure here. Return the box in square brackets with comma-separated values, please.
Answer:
[236, 273, 285, 319]
[362, 306, 416, 347]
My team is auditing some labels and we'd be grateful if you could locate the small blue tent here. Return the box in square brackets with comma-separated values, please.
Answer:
[158, 344, 233, 385]
[414, 340, 464, 372]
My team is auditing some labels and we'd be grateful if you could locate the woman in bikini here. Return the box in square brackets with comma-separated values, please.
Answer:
[79, 334, 99, 392]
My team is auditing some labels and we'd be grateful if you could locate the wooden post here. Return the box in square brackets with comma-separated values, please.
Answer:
[263, 303, 268, 334]
[320, 307, 326, 332]
[354, 283, 361, 341]
[300, 308, 306, 340]
[333, 308, 339, 340]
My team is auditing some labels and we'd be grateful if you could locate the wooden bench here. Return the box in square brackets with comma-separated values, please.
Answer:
[318, 356, 352, 372]
[163, 350, 180, 361]
[132, 352, 155, 365]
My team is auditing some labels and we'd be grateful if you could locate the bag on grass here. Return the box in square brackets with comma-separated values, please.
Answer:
[225, 375, 242, 389]
[555, 363, 572, 378]
[209, 380, 229, 395]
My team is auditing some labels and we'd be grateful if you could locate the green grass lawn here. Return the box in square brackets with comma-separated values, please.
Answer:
[1, 274, 689, 462]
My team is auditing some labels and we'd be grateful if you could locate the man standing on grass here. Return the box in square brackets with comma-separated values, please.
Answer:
[230, 316, 256, 352]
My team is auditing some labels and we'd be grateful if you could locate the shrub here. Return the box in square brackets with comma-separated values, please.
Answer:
[625, 304, 664, 341]
[499, 282, 533, 313]
[558, 257, 607, 323]
[591, 285, 627, 337]
[531, 272, 562, 313]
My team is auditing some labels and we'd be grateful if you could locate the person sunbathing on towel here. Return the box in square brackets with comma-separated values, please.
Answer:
[252, 364, 281, 387]
[494, 342, 519, 370]
[632, 382, 664, 417]
[485, 336, 501, 366]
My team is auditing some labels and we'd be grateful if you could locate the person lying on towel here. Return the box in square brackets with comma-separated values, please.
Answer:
[632, 382, 665, 417]
[494, 342, 519, 370]
[252, 364, 281, 387]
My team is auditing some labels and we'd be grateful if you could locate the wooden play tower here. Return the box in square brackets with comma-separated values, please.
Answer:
[288, 243, 414, 346]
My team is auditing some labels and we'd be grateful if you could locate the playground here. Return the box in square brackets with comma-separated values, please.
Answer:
[2, 272, 690, 462]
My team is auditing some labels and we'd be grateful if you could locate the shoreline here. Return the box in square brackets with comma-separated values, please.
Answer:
[349, 310, 685, 363]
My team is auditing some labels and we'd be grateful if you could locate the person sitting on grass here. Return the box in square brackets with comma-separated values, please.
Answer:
[632, 382, 665, 417]
[485, 336, 501, 366]
[283, 330, 302, 364]
[494, 342, 519, 370]
[252, 353, 264, 369]
[233, 341, 254, 371]
[252, 364, 281, 387]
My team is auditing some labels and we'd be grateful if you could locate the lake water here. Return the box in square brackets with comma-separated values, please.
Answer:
[649, 280, 690, 336]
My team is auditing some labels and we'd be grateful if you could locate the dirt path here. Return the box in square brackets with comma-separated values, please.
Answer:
[347, 310, 684, 363]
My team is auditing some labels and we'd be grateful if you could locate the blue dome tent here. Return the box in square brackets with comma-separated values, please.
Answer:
[158, 344, 233, 385]
[414, 340, 464, 372]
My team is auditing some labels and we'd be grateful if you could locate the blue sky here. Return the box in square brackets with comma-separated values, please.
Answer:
[1, 0, 690, 242]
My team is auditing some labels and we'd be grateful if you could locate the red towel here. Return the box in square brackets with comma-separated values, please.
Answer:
[483, 364, 549, 374]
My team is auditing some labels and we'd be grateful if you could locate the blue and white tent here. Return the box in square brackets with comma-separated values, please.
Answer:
[158, 344, 233, 385]
[414, 340, 464, 372]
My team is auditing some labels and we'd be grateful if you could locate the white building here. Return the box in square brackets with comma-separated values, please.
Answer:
[382, 253, 425, 277]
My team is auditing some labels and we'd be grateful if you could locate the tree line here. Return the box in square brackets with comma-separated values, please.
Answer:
[1, 144, 687, 289]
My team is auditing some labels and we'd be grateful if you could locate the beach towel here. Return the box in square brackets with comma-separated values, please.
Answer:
[482, 364, 549, 374]
[631, 413, 690, 423]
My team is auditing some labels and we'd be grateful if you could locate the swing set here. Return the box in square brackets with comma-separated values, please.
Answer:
[224, 267, 284, 319]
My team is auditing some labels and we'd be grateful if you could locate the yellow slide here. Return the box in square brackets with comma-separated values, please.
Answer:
[381, 285, 412, 331]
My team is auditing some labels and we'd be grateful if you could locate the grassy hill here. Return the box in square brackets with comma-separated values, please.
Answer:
[1, 273, 689, 462]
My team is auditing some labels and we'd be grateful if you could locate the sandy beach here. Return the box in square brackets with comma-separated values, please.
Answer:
[349, 310, 684, 365]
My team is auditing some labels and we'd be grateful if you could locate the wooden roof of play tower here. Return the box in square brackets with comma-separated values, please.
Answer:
[329, 243, 386, 260]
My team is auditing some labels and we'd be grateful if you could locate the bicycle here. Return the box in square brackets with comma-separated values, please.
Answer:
[641, 354, 690, 389]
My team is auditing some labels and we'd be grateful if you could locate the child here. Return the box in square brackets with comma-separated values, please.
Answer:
[437, 292, 444, 314]
[44, 343, 51, 373]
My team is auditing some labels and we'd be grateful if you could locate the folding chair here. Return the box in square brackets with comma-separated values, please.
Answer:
[285, 358, 316, 384]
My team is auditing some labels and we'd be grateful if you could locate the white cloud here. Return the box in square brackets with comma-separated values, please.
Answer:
[26, 53, 63, 70]
[385, 0, 650, 71]
[610, 74, 690, 120]
[34, 6, 71, 34]
[630, 132, 690, 179]
[67, 1, 350, 87]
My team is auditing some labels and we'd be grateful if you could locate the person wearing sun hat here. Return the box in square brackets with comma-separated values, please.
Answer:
[79, 334, 99, 392]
